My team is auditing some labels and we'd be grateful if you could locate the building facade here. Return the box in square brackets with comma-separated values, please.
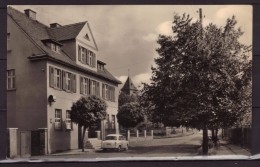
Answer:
[7, 7, 121, 153]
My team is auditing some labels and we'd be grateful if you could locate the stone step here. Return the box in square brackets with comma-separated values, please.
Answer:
[85, 138, 102, 149]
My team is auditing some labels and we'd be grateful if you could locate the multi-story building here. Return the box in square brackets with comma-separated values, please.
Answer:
[7, 6, 121, 153]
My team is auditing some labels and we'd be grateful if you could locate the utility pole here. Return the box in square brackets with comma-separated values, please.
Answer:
[198, 7, 208, 155]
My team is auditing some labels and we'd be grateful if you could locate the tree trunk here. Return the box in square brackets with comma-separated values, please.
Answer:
[202, 125, 208, 155]
[211, 129, 215, 141]
[215, 129, 218, 141]
[126, 128, 129, 140]
[82, 126, 87, 152]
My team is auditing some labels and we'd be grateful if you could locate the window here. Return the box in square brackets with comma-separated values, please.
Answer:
[55, 109, 62, 130]
[102, 84, 115, 101]
[105, 114, 109, 129]
[49, 66, 76, 93]
[81, 47, 86, 64]
[66, 110, 73, 130]
[89, 53, 93, 66]
[91, 80, 100, 96]
[81, 79, 100, 96]
[66, 72, 71, 91]
[97, 64, 104, 71]
[51, 43, 60, 53]
[105, 85, 109, 100]
[84, 33, 90, 41]
[78, 45, 96, 67]
[88, 51, 96, 67]
[63, 71, 76, 93]
[7, 69, 15, 90]
[111, 115, 116, 130]
[54, 68, 61, 89]
[80, 76, 90, 95]
[49, 67, 62, 89]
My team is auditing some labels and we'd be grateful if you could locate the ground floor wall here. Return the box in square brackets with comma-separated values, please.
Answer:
[47, 103, 119, 153]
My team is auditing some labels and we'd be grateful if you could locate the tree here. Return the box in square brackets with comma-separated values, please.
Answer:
[117, 102, 144, 138]
[118, 91, 138, 107]
[70, 95, 107, 152]
[141, 13, 252, 155]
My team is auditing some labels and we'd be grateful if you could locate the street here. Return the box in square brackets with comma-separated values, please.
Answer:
[33, 132, 203, 159]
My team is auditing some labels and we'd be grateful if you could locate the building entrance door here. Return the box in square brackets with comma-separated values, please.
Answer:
[88, 121, 101, 138]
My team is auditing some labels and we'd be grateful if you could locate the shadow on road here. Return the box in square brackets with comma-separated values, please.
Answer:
[127, 144, 201, 155]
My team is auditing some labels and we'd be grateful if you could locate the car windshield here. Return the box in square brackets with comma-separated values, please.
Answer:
[105, 136, 117, 140]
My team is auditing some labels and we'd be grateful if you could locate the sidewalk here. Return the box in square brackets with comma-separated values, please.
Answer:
[214, 140, 251, 156]
[48, 148, 95, 156]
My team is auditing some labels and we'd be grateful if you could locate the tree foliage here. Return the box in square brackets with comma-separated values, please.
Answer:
[141, 13, 252, 154]
[71, 95, 107, 151]
[118, 91, 138, 107]
[117, 102, 144, 129]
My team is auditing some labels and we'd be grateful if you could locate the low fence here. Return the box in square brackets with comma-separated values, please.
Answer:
[153, 127, 193, 137]
[223, 127, 251, 150]
[119, 129, 154, 141]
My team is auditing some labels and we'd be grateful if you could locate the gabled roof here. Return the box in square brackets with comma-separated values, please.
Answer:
[48, 22, 86, 41]
[121, 76, 138, 92]
[7, 6, 121, 85]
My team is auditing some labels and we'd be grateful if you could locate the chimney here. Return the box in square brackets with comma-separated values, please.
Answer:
[24, 9, 36, 20]
[50, 23, 62, 28]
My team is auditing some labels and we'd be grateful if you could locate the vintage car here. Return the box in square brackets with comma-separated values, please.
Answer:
[101, 134, 129, 151]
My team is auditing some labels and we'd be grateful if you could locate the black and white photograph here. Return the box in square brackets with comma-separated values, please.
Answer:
[5, 5, 252, 160]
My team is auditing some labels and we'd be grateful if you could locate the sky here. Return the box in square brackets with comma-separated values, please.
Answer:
[12, 5, 252, 89]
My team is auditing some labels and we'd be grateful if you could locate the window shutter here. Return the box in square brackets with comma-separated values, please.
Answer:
[89, 80, 92, 95]
[49, 66, 54, 88]
[62, 71, 66, 90]
[86, 50, 89, 65]
[102, 84, 105, 98]
[72, 74, 76, 93]
[78, 45, 81, 62]
[80, 77, 83, 94]
[93, 54, 96, 67]
[96, 82, 100, 96]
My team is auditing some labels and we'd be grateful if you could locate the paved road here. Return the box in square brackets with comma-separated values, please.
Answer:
[33, 131, 203, 159]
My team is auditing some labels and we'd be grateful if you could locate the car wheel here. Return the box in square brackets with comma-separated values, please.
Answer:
[117, 145, 121, 152]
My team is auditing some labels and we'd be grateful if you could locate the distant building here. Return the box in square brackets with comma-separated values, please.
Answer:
[7, 6, 121, 153]
[121, 76, 138, 96]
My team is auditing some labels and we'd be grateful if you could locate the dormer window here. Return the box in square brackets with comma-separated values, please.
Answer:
[97, 60, 106, 71]
[51, 43, 61, 53]
[42, 39, 63, 54]
[84, 33, 90, 41]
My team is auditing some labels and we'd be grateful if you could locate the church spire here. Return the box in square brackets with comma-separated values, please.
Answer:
[121, 73, 138, 96]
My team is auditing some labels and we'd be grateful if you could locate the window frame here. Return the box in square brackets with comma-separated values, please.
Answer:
[54, 68, 62, 89]
[78, 45, 96, 67]
[7, 69, 15, 90]
[105, 114, 109, 129]
[111, 115, 116, 130]
[65, 110, 73, 130]
[102, 83, 115, 101]
[54, 109, 62, 130]
[51, 43, 60, 53]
